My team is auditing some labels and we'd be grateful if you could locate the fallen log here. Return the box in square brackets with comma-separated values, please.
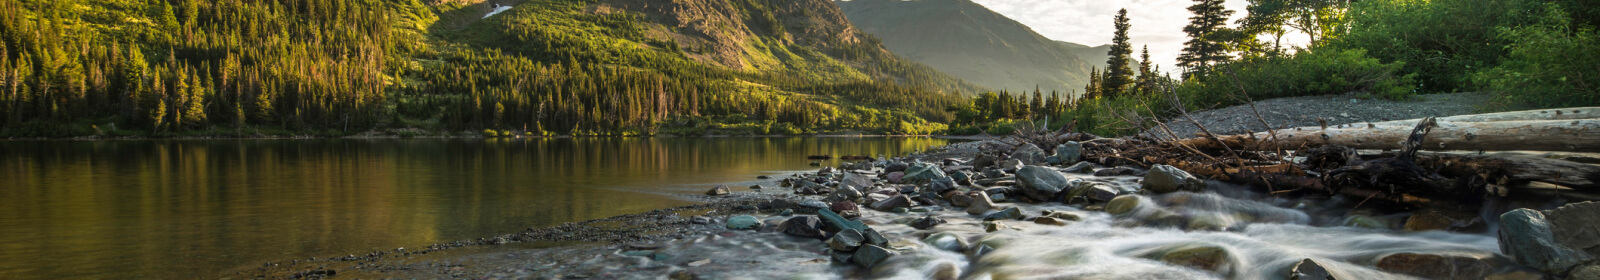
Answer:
[1408, 152, 1600, 194]
[1176, 119, 1600, 152]
[1368, 107, 1600, 126]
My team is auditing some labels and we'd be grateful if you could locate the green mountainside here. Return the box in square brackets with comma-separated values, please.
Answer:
[0, 0, 983, 137]
[836, 0, 1094, 95]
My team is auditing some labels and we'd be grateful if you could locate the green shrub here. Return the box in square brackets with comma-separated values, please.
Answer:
[1181, 48, 1416, 109]
[482, 129, 499, 137]
[1477, 6, 1600, 109]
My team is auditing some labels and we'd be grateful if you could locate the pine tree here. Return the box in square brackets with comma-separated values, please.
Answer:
[1084, 67, 1102, 99]
[1135, 45, 1155, 95]
[1103, 8, 1135, 97]
[1179, 0, 1233, 79]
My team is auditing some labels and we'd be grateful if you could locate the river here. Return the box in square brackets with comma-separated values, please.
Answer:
[0, 137, 950, 279]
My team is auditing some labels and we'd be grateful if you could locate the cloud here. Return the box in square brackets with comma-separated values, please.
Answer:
[970, 0, 1255, 75]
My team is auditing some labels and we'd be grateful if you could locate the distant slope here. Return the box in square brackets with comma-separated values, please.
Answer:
[836, 0, 1092, 94]
[1059, 41, 1140, 76]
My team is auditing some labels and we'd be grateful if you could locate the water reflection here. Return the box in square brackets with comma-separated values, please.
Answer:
[0, 137, 947, 279]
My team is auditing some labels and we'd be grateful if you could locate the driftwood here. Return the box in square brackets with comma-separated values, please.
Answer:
[1174, 107, 1600, 152]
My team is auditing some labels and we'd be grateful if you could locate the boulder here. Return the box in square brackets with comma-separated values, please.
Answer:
[818, 209, 868, 233]
[1544, 202, 1600, 256]
[1044, 211, 1082, 221]
[1157, 244, 1231, 274]
[1374, 253, 1492, 280]
[1011, 143, 1048, 165]
[852, 244, 894, 268]
[885, 162, 910, 173]
[829, 201, 859, 213]
[828, 228, 865, 252]
[966, 192, 995, 215]
[1106, 195, 1142, 215]
[911, 215, 946, 230]
[983, 207, 1023, 221]
[1143, 165, 1204, 194]
[998, 159, 1024, 172]
[779, 216, 825, 239]
[972, 154, 997, 169]
[902, 162, 950, 183]
[706, 185, 731, 196]
[1015, 166, 1071, 202]
[885, 172, 905, 184]
[871, 195, 914, 211]
[1289, 258, 1334, 280]
[1572, 265, 1600, 280]
[862, 228, 889, 246]
[1054, 141, 1083, 164]
[948, 193, 974, 207]
[923, 232, 968, 252]
[841, 172, 874, 190]
[1062, 161, 1096, 173]
[1499, 208, 1595, 274]
[1033, 216, 1070, 226]
[726, 215, 761, 230]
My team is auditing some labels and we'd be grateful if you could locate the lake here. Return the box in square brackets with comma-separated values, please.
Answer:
[0, 137, 950, 279]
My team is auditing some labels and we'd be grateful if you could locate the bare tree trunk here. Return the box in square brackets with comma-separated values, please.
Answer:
[1177, 116, 1600, 153]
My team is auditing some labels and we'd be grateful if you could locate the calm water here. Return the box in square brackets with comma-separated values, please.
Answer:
[0, 137, 948, 279]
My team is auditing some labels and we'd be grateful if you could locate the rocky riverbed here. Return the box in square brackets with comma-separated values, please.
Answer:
[240, 136, 1598, 280]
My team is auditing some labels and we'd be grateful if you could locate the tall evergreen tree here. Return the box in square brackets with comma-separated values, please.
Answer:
[1103, 8, 1135, 97]
[1084, 66, 1102, 99]
[1135, 45, 1155, 95]
[1179, 0, 1234, 79]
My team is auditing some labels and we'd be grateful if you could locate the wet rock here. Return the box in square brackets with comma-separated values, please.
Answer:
[1106, 195, 1142, 215]
[826, 186, 862, 203]
[903, 162, 950, 183]
[818, 167, 838, 176]
[1289, 258, 1334, 280]
[852, 244, 894, 268]
[705, 185, 731, 196]
[1063, 161, 1096, 173]
[818, 209, 867, 233]
[911, 215, 946, 230]
[1033, 216, 1070, 226]
[927, 178, 957, 195]
[871, 195, 913, 211]
[885, 172, 905, 184]
[923, 232, 968, 252]
[1094, 166, 1144, 176]
[998, 159, 1024, 172]
[1404, 209, 1482, 232]
[1015, 166, 1071, 202]
[1157, 244, 1231, 274]
[966, 192, 995, 215]
[1012, 143, 1048, 165]
[983, 221, 1006, 232]
[829, 201, 861, 218]
[983, 207, 1023, 221]
[862, 228, 889, 246]
[1044, 210, 1082, 221]
[1143, 165, 1204, 194]
[1572, 265, 1600, 280]
[1054, 141, 1083, 164]
[779, 216, 826, 239]
[1375, 253, 1492, 280]
[778, 209, 794, 216]
[1186, 213, 1239, 231]
[970, 244, 996, 257]
[748, 184, 763, 190]
[690, 216, 713, 225]
[950, 171, 972, 185]
[1499, 208, 1595, 274]
[949, 193, 974, 207]
[932, 262, 960, 280]
[757, 175, 771, 179]
[798, 200, 829, 210]
[726, 215, 760, 230]
[758, 217, 788, 232]
[1344, 215, 1392, 229]
[828, 229, 865, 252]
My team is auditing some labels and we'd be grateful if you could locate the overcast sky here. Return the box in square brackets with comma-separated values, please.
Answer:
[970, 0, 1305, 75]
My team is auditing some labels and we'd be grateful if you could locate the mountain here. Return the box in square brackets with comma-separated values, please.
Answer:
[835, 0, 1094, 94]
[0, 0, 982, 136]
[1058, 41, 1142, 76]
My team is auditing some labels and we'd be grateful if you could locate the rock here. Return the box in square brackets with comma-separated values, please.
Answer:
[950, 171, 972, 185]
[818, 167, 838, 175]
[818, 209, 868, 233]
[1143, 165, 1204, 194]
[1033, 216, 1069, 226]
[983, 207, 1023, 221]
[1044, 211, 1082, 221]
[1499, 208, 1595, 274]
[885, 162, 910, 172]
[982, 168, 1007, 179]
[779, 216, 826, 239]
[827, 229, 865, 252]
[1544, 202, 1600, 256]
[766, 199, 795, 210]
[1404, 209, 1482, 232]
[852, 244, 894, 268]
[1015, 166, 1071, 202]
[798, 200, 829, 210]
[1289, 258, 1334, 280]
[1063, 161, 1096, 173]
[1068, 181, 1121, 202]
[758, 217, 788, 232]
[911, 215, 946, 230]
[690, 216, 712, 225]
[972, 154, 998, 169]
[706, 185, 731, 196]
[1054, 142, 1083, 164]
[862, 228, 889, 246]
[749, 184, 763, 190]
[1572, 265, 1600, 280]
[998, 159, 1024, 172]
[970, 244, 996, 257]
[983, 221, 1006, 232]
[778, 209, 794, 216]
[966, 192, 995, 215]
[903, 162, 950, 183]
[932, 262, 960, 280]
[1011, 143, 1048, 165]
[757, 175, 771, 179]
[1186, 213, 1238, 231]
[1375, 253, 1492, 280]
[1344, 215, 1391, 229]
[840, 172, 873, 190]
[871, 195, 913, 211]
[829, 201, 859, 213]
[885, 172, 905, 184]
[949, 193, 974, 207]
[1094, 167, 1143, 176]
[927, 178, 957, 195]
[831, 251, 853, 264]
[1157, 244, 1231, 274]
[1106, 195, 1142, 215]
[726, 215, 760, 230]
[923, 232, 968, 252]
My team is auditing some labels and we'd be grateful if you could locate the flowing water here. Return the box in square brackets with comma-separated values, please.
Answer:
[0, 137, 949, 279]
[471, 172, 1533, 280]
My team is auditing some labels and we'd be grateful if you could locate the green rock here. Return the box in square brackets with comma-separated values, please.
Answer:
[852, 244, 894, 268]
[828, 229, 865, 252]
[1106, 195, 1142, 215]
[726, 215, 760, 230]
[817, 209, 867, 233]
[983, 207, 1023, 221]
[1157, 244, 1232, 274]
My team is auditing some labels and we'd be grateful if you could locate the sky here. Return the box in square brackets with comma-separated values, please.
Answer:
[970, 0, 1308, 75]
